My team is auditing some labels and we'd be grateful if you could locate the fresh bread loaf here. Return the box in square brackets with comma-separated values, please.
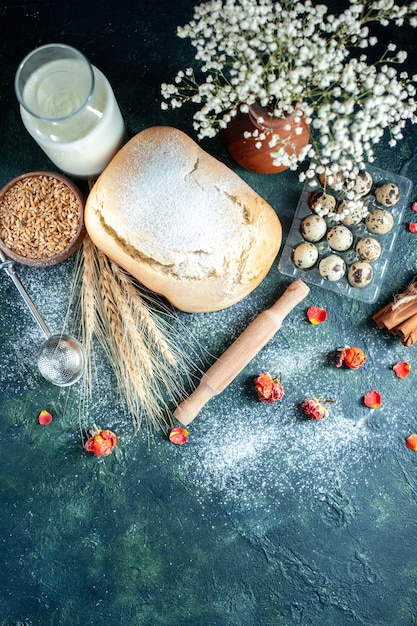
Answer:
[84, 126, 282, 313]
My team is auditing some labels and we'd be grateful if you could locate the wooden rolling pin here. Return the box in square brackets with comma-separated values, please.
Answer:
[174, 279, 310, 426]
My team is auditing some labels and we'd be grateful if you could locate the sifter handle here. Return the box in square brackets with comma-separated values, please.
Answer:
[0, 250, 51, 338]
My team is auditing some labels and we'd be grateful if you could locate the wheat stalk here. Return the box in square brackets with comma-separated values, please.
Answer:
[110, 263, 182, 365]
[71, 234, 200, 434]
[78, 236, 98, 397]
[97, 251, 155, 386]
[95, 251, 128, 380]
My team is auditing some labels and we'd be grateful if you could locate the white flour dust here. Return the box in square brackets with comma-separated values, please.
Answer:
[167, 326, 407, 525]
[1, 261, 76, 388]
[180, 402, 373, 508]
[1, 258, 410, 527]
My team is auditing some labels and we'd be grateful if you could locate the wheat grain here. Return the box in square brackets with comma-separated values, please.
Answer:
[0, 174, 80, 259]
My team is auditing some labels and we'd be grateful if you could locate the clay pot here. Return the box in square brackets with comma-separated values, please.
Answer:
[224, 102, 310, 174]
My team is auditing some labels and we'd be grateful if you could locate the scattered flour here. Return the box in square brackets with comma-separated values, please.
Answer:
[178, 392, 370, 496]
[1, 260, 76, 389]
[161, 307, 410, 534]
[1, 253, 411, 538]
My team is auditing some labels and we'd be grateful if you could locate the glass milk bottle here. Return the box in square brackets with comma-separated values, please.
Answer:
[15, 43, 126, 178]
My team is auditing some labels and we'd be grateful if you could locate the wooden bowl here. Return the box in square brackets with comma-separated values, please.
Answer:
[0, 171, 86, 267]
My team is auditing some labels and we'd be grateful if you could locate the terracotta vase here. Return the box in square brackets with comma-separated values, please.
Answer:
[224, 102, 310, 174]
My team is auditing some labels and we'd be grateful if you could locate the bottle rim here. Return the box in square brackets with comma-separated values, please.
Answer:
[14, 43, 95, 122]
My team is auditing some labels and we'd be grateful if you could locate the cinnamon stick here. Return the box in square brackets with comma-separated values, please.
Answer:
[372, 301, 396, 328]
[372, 278, 417, 346]
[404, 330, 417, 347]
[379, 299, 417, 330]
[391, 311, 417, 338]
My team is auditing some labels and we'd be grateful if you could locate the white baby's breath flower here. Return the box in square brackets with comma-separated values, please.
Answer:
[161, 0, 417, 218]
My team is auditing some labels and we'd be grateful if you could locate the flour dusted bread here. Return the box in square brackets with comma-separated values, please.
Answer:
[84, 127, 282, 312]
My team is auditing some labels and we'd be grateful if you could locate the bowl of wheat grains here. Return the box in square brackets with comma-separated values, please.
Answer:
[0, 171, 86, 267]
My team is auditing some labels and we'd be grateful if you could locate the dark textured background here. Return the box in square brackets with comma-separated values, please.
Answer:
[0, 2, 417, 625]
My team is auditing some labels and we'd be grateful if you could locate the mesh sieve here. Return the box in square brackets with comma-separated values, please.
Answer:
[37, 333, 85, 386]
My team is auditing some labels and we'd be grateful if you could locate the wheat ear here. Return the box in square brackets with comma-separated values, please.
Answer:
[79, 236, 98, 396]
[69, 223, 203, 432]
[110, 262, 178, 367]
[96, 250, 172, 431]
[110, 262, 200, 404]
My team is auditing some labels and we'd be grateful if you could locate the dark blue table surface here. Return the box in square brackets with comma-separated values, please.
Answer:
[0, 2, 417, 625]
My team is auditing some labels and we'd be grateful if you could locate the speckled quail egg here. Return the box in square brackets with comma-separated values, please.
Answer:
[375, 182, 400, 207]
[353, 170, 373, 197]
[337, 201, 364, 226]
[300, 214, 327, 242]
[319, 254, 346, 281]
[355, 237, 382, 262]
[326, 225, 354, 252]
[365, 209, 394, 234]
[308, 190, 337, 215]
[293, 242, 318, 269]
[348, 261, 373, 288]
[318, 170, 345, 189]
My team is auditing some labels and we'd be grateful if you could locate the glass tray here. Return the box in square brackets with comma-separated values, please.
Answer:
[278, 164, 413, 303]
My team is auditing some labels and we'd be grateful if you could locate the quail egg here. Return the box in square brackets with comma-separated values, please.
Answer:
[355, 237, 381, 262]
[353, 170, 373, 197]
[319, 254, 346, 281]
[365, 209, 394, 234]
[337, 201, 364, 226]
[348, 261, 373, 288]
[375, 182, 400, 207]
[318, 169, 345, 189]
[326, 225, 354, 252]
[300, 214, 327, 242]
[293, 242, 318, 269]
[308, 190, 337, 215]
